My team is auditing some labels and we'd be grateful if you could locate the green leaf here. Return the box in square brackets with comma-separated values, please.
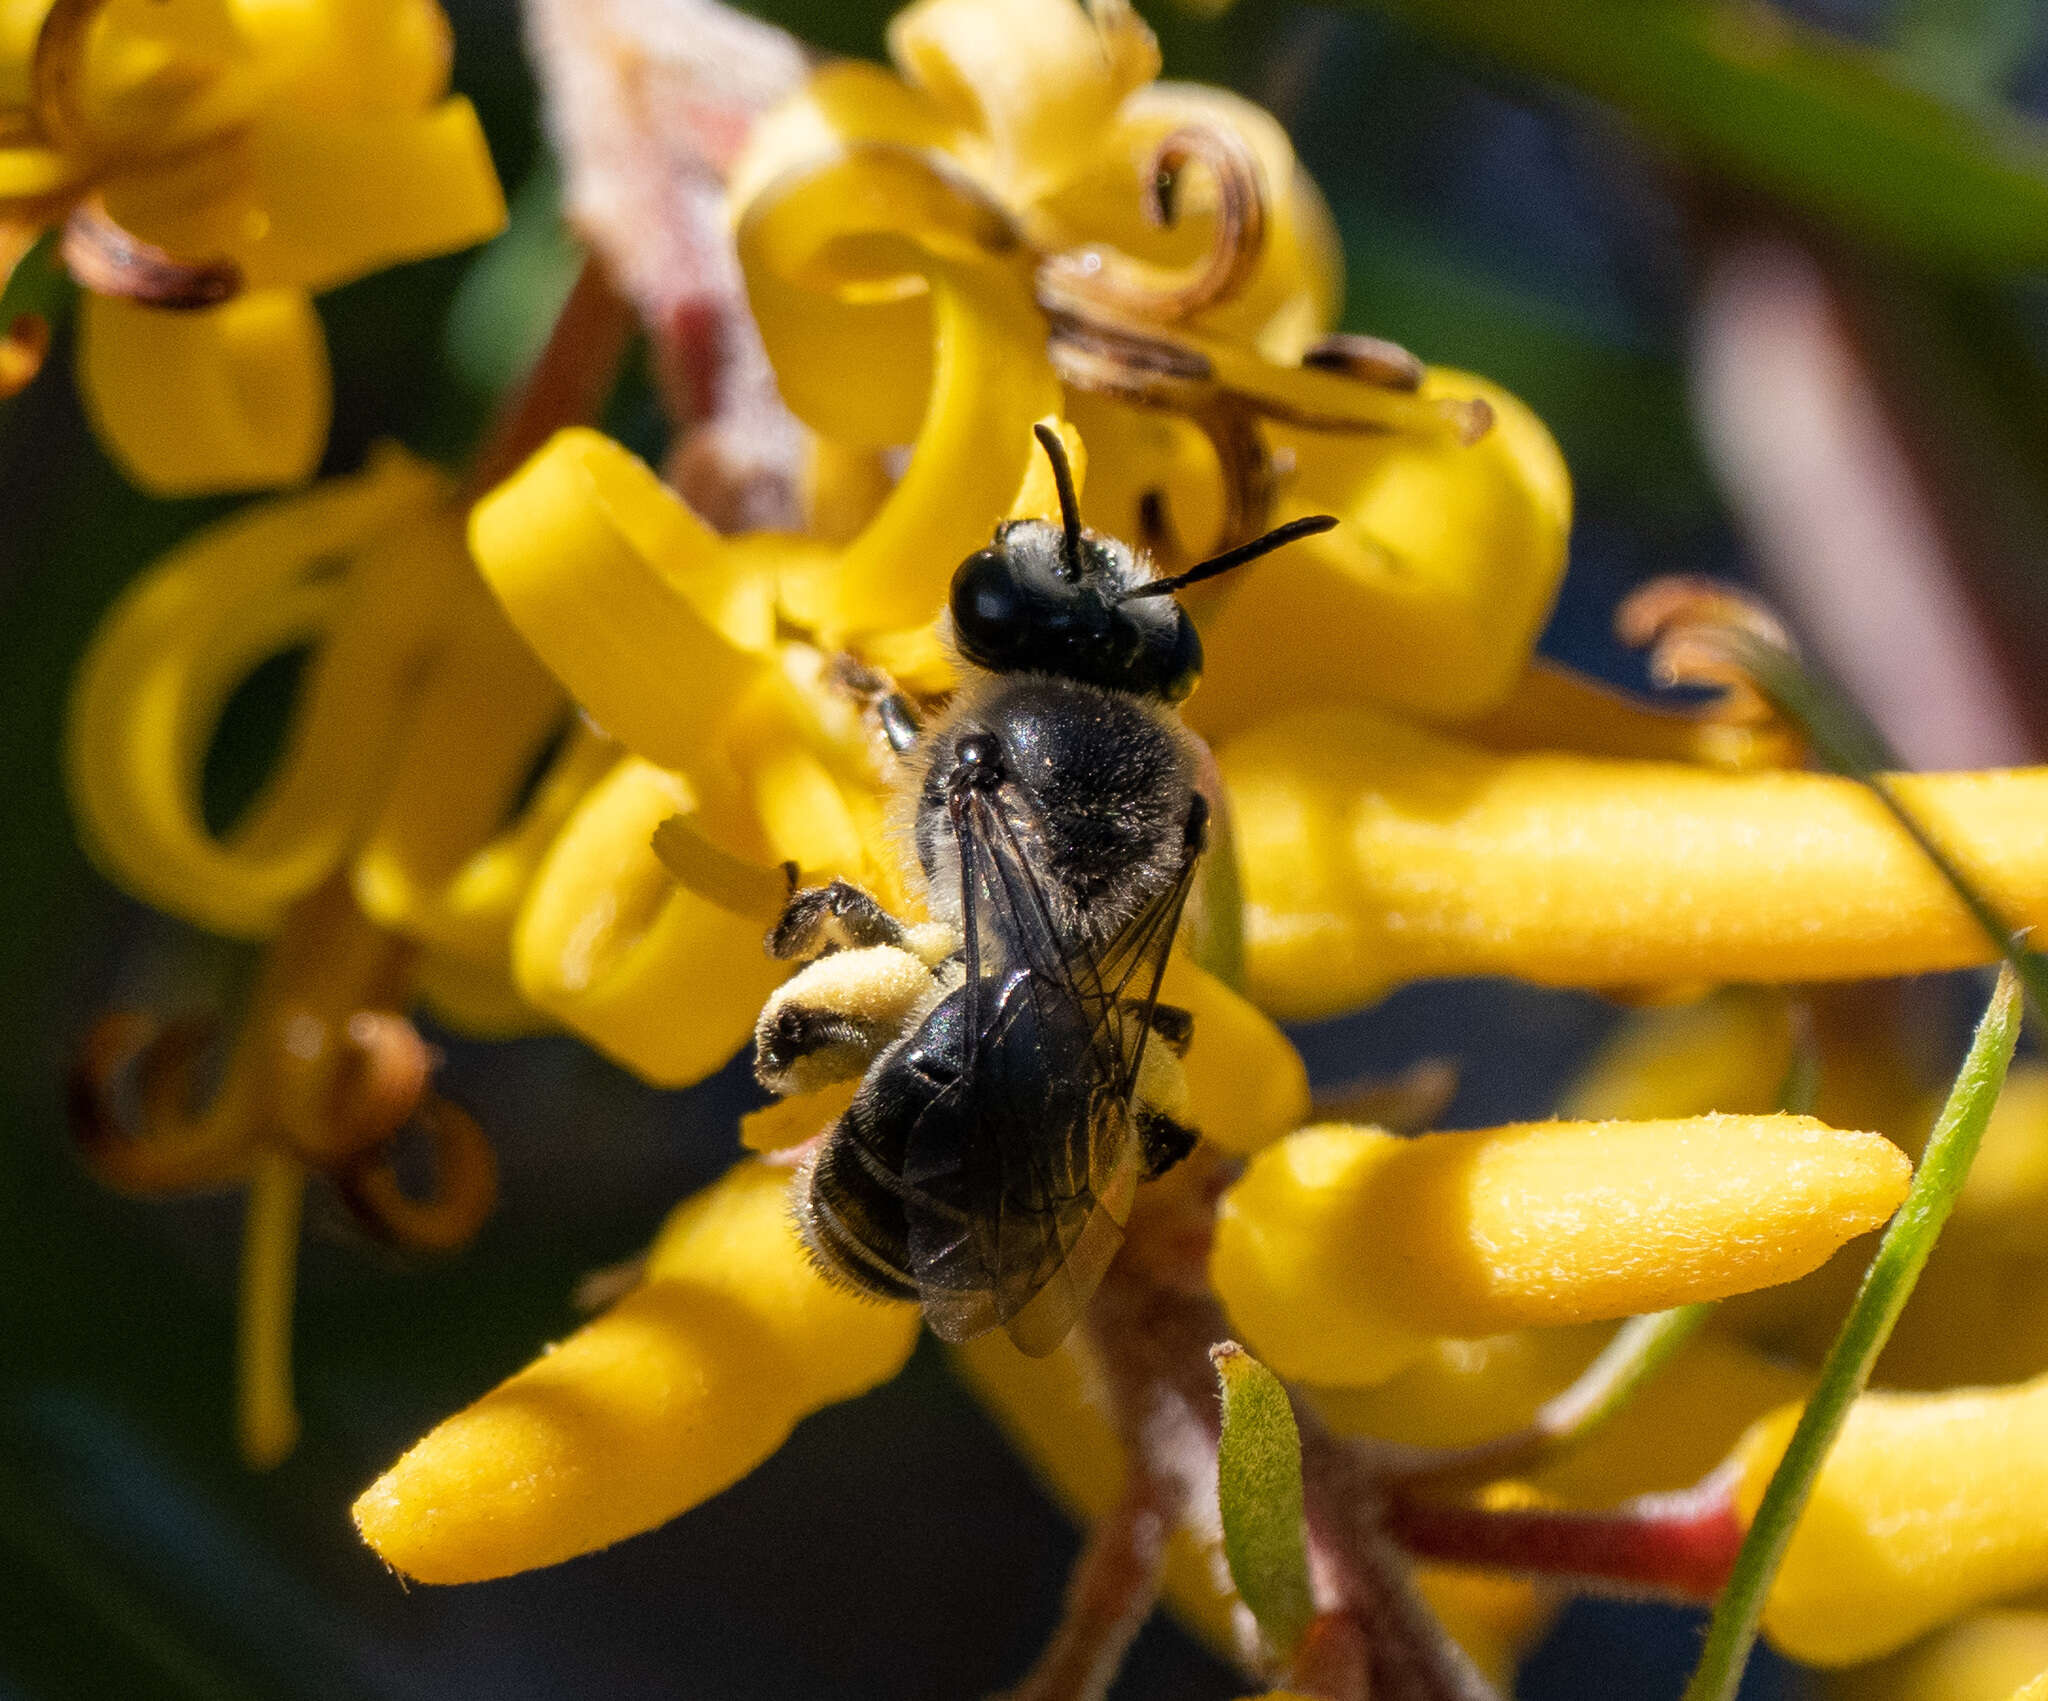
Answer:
[1346, 0, 2048, 273]
[1682, 963, 2025, 1701]
[1212, 1341, 1315, 1657]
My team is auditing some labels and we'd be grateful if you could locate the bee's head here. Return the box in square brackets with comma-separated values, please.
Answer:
[948, 424, 1337, 704]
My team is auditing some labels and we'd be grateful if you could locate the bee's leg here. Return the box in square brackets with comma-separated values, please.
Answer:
[877, 693, 922, 755]
[829, 654, 923, 755]
[768, 879, 909, 961]
[1144, 1003, 1194, 1058]
[1137, 1109, 1199, 1180]
[754, 944, 949, 1095]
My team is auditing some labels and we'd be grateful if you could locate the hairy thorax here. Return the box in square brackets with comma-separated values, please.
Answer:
[909, 673, 1200, 949]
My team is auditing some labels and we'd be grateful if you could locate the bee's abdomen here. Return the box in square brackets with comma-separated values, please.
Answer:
[798, 1133, 918, 1302]
[795, 1007, 966, 1303]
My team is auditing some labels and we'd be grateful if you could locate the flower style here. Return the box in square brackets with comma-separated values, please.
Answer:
[0, 0, 504, 492]
[326, 2, 2048, 1694]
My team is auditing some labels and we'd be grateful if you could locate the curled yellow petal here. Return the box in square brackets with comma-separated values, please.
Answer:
[771, 256, 1061, 638]
[1736, 1374, 2048, 1666]
[353, 1161, 919, 1583]
[1031, 80, 1341, 355]
[1212, 1117, 1909, 1387]
[350, 584, 571, 964]
[231, 0, 455, 118]
[67, 445, 455, 935]
[886, 0, 1158, 202]
[1222, 706, 2048, 1019]
[511, 756, 790, 1087]
[226, 102, 505, 291]
[470, 426, 778, 792]
[1188, 373, 1571, 741]
[76, 287, 331, 494]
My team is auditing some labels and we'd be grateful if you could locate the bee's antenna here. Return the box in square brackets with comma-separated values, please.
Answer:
[1032, 421, 1086, 581]
[1117, 513, 1339, 601]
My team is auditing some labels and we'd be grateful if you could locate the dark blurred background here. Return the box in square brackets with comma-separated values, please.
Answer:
[5, 0, 2045, 1694]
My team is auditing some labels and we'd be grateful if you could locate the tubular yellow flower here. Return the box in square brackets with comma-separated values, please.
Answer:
[1222, 705, 2048, 1018]
[1734, 1374, 2048, 1666]
[1211, 1117, 1910, 1386]
[2, 0, 504, 491]
[354, 1159, 920, 1584]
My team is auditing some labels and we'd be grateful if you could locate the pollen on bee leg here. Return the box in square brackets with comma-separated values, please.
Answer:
[753, 944, 949, 1095]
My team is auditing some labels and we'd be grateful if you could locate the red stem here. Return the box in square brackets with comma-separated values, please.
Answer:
[1384, 1474, 1745, 1603]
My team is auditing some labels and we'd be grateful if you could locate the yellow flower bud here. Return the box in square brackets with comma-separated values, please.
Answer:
[354, 1161, 919, 1583]
[1222, 706, 2048, 1019]
[1736, 1374, 2048, 1665]
[1213, 1117, 1909, 1386]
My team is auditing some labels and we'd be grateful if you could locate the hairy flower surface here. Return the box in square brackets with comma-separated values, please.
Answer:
[0, 0, 503, 490]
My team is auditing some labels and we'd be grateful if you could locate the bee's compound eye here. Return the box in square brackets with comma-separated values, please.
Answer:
[1157, 610, 1204, 703]
[949, 548, 1025, 666]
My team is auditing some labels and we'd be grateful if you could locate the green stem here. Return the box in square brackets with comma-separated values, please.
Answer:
[1737, 636, 2048, 1021]
[1681, 964, 2023, 1701]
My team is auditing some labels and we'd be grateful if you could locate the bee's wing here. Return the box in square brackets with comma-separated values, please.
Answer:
[899, 783, 1200, 1355]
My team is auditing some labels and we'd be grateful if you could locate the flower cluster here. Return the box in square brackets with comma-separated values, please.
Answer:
[2, 0, 504, 491]
[56, 0, 2048, 1694]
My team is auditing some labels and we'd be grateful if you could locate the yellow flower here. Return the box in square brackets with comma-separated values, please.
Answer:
[1731, 1374, 2048, 1666]
[1, 0, 503, 491]
[1209, 1116, 1909, 1386]
[65, 443, 607, 1460]
[336, 7, 2048, 1691]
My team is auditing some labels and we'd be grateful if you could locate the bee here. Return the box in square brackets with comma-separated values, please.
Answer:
[753, 425, 1335, 1354]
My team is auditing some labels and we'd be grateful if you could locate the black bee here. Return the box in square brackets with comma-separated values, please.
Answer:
[753, 424, 1335, 1354]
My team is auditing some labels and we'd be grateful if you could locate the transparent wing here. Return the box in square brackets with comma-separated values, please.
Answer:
[899, 781, 1202, 1355]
